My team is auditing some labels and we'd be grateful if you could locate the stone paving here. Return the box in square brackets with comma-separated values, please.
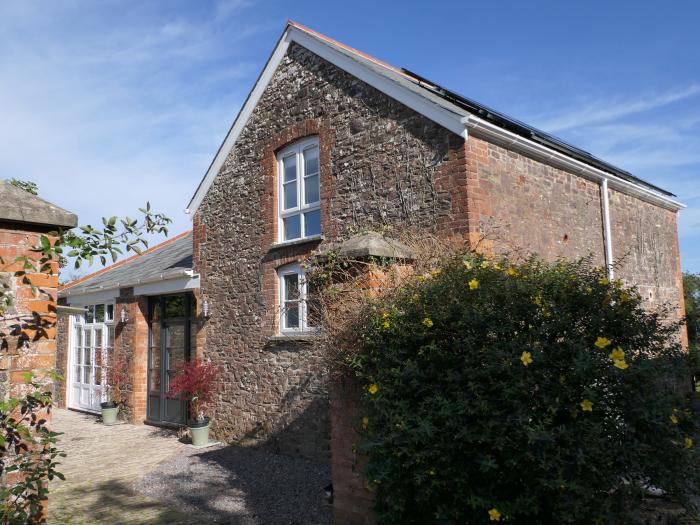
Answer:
[48, 408, 196, 524]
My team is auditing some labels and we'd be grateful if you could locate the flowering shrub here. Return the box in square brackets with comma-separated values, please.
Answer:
[167, 359, 219, 423]
[349, 255, 698, 524]
[105, 355, 130, 406]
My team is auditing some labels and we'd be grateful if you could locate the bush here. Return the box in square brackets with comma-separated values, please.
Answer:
[349, 255, 698, 524]
[168, 359, 219, 423]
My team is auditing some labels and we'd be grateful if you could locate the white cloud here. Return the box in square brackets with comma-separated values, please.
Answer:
[533, 84, 700, 133]
[0, 0, 266, 276]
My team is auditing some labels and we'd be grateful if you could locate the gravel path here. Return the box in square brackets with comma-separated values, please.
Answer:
[134, 443, 333, 525]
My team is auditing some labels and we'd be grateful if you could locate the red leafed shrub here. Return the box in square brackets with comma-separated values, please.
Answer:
[107, 355, 130, 406]
[168, 359, 219, 423]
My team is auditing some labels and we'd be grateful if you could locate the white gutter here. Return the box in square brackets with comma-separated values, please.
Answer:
[600, 179, 614, 280]
[462, 115, 685, 212]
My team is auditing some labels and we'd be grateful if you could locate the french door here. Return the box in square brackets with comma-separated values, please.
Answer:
[147, 294, 196, 425]
[70, 305, 115, 412]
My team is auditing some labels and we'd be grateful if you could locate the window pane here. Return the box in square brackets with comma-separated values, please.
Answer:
[283, 214, 301, 240]
[95, 304, 105, 323]
[108, 325, 115, 348]
[304, 147, 319, 175]
[95, 328, 102, 349]
[304, 209, 321, 237]
[304, 174, 319, 205]
[283, 155, 297, 183]
[85, 330, 92, 348]
[283, 181, 297, 210]
[284, 273, 300, 301]
[106, 304, 114, 321]
[285, 302, 299, 328]
[164, 296, 186, 318]
[86, 305, 94, 323]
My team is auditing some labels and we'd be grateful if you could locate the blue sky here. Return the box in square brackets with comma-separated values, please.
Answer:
[1, 0, 698, 276]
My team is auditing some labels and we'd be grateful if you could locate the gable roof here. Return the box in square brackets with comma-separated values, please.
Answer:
[0, 180, 78, 229]
[59, 231, 193, 297]
[186, 21, 684, 214]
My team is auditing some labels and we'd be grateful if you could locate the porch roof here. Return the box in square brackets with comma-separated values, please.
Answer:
[59, 231, 193, 298]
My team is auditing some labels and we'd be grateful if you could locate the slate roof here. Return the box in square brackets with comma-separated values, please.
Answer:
[0, 180, 78, 228]
[59, 231, 193, 297]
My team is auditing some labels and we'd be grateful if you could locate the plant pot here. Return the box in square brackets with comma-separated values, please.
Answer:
[101, 403, 119, 426]
[188, 418, 210, 446]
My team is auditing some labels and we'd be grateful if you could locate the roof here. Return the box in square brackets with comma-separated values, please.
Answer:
[0, 180, 78, 229]
[59, 231, 193, 297]
[186, 22, 684, 214]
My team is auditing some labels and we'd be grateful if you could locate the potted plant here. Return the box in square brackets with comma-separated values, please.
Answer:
[101, 354, 129, 425]
[168, 358, 219, 446]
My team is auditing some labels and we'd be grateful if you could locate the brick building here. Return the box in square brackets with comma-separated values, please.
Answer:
[56, 21, 686, 522]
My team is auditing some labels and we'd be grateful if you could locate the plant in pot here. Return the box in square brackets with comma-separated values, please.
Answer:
[101, 354, 129, 425]
[168, 358, 219, 446]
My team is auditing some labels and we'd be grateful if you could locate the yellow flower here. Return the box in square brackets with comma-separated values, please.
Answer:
[362, 416, 369, 429]
[469, 278, 480, 290]
[368, 384, 378, 395]
[580, 399, 593, 412]
[685, 437, 694, 449]
[599, 277, 610, 286]
[488, 508, 502, 521]
[506, 267, 518, 277]
[533, 295, 543, 306]
[585, 286, 593, 294]
[521, 351, 533, 366]
[422, 317, 434, 328]
[481, 260, 490, 269]
[430, 268, 442, 278]
[493, 263, 503, 270]
[613, 359, 629, 370]
[594, 337, 612, 349]
[463, 260, 473, 270]
[671, 414, 679, 425]
[609, 347, 625, 361]
[620, 292, 631, 303]
[382, 320, 391, 330]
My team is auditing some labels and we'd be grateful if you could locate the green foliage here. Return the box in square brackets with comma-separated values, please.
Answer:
[351, 256, 697, 524]
[685, 272, 700, 351]
[8, 179, 38, 196]
[0, 374, 64, 524]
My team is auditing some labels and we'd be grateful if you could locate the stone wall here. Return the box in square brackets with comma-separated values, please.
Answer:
[193, 42, 465, 462]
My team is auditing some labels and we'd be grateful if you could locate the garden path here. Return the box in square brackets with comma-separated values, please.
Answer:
[48, 408, 195, 524]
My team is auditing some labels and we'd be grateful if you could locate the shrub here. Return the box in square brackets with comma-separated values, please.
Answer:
[105, 355, 130, 406]
[0, 375, 64, 524]
[347, 255, 698, 524]
[168, 359, 219, 423]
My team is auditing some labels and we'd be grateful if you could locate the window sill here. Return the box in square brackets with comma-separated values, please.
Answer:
[269, 235, 324, 252]
[268, 333, 321, 343]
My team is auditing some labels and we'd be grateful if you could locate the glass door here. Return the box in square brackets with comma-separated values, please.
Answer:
[147, 294, 195, 424]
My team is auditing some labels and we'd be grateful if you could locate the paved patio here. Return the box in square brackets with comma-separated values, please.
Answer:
[48, 408, 195, 524]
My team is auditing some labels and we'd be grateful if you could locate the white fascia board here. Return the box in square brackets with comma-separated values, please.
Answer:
[63, 289, 120, 305]
[185, 26, 466, 217]
[463, 115, 685, 212]
[133, 275, 200, 296]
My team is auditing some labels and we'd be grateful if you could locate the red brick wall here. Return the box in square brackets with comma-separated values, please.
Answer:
[0, 222, 59, 400]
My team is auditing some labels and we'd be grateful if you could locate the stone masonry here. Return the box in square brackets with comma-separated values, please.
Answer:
[192, 37, 684, 524]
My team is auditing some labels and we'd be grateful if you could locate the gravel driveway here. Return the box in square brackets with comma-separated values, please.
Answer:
[134, 443, 333, 525]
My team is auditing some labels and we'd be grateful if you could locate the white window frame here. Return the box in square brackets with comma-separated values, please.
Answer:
[277, 136, 321, 243]
[278, 263, 313, 334]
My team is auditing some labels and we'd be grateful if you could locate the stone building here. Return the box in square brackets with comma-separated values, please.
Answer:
[55, 21, 686, 523]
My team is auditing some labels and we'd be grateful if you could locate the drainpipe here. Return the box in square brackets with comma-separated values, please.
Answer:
[601, 179, 614, 280]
